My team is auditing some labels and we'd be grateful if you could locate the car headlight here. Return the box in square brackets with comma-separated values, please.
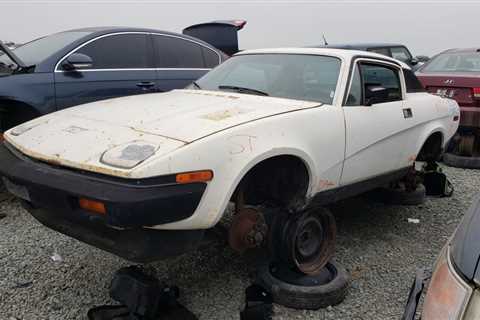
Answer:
[101, 141, 158, 169]
[422, 245, 473, 319]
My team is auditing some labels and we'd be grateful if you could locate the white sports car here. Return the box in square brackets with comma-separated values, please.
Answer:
[0, 48, 459, 273]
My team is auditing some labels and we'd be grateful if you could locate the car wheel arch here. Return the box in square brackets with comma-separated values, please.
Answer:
[416, 130, 445, 162]
[229, 149, 316, 210]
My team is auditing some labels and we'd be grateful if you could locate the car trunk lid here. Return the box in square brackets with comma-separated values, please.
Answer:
[417, 72, 480, 106]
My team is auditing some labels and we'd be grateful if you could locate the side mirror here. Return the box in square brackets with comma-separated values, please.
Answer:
[365, 85, 389, 106]
[410, 58, 419, 66]
[62, 53, 93, 71]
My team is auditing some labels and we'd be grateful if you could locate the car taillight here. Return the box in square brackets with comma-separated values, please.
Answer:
[473, 88, 480, 99]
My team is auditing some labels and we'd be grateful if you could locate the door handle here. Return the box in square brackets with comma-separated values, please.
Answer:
[403, 108, 413, 119]
[136, 81, 155, 90]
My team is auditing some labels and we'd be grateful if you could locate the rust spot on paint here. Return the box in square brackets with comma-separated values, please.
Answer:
[202, 108, 251, 121]
[318, 180, 335, 189]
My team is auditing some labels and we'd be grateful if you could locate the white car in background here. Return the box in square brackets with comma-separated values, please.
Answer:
[0, 48, 459, 274]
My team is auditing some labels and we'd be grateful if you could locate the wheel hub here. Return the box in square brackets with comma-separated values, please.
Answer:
[274, 207, 336, 275]
[228, 207, 268, 252]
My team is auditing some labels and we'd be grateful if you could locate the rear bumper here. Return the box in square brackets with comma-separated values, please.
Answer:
[459, 106, 480, 128]
[0, 142, 206, 262]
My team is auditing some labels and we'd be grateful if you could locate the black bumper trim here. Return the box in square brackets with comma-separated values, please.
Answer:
[0, 142, 208, 262]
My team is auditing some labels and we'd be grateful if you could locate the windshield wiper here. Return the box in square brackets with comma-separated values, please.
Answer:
[218, 85, 269, 96]
[192, 81, 202, 89]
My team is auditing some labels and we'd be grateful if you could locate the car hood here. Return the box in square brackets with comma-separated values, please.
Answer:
[4, 89, 320, 177]
[451, 195, 480, 285]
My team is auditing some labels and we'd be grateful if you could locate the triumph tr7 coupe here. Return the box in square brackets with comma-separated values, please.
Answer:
[0, 48, 460, 275]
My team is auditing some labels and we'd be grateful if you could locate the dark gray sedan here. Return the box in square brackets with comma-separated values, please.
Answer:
[0, 25, 231, 136]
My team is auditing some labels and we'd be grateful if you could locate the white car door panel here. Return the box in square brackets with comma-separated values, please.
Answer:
[340, 60, 412, 185]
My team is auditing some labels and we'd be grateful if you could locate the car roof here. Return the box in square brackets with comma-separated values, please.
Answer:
[65, 26, 184, 37]
[236, 47, 411, 69]
[58, 26, 218, 50]
[442, 47, 480, 54]
[313, 43, 407, 50]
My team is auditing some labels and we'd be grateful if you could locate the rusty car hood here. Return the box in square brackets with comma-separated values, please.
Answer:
[4, 89, 321, 176]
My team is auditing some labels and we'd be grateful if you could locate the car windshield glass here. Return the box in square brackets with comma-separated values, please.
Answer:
[0, 49, 16, 75]
[2, 31, 90, 67]
[422, 52, 480, 73]
[196, 54, 341, 104]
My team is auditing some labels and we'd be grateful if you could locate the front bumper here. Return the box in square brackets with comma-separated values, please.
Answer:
[0, 142, 206, 262]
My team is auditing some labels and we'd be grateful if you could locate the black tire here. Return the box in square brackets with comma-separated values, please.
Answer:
[257, 261, 349, 310]
[443, 152, 480, 169]
[378, 184, 426, 206]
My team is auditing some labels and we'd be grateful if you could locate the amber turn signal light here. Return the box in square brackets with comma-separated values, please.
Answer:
[176, 170, 213, 184]
[79, 198, 106, 215]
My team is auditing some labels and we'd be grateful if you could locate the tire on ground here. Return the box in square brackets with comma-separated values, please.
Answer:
[443, 152, 480, 169]
[256, 261, 349, 310]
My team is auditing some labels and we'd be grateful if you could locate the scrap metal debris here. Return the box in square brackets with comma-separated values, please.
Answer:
[50, 251, 63, 263]
[407, 218, 420, 224]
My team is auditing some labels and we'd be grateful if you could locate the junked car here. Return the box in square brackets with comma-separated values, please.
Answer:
[404, 195, 480, 320]
[0, 48, 460, 275]
[315, 43, 428, 69]
[416, 48, 480, 165]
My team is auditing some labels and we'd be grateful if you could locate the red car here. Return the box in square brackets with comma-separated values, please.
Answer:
[416, 48, 480, 156]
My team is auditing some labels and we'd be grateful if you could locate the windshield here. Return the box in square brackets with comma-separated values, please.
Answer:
[0, 50, 16, 75]
[0, 31, 90, 67]
[195, 54, 341, 104]
[422, 52, 480, 73]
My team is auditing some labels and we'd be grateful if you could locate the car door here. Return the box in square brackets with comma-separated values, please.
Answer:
[54, 33, 157, 109]
[340, 59, 412, 185]
[152, 34, 221, 91]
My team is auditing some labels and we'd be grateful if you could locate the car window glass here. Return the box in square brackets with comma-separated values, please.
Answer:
[422, 52, 480, 73]
[202, 47, 220, 68]
[154, 36, 205, 68]
[196, 54, 341, 104]
[345, 64, 362, 106]
[360, 63, 402, 103]
[368, 48, 390, 57]
[71, 34, 149, 69]
[14, 31, 90, 66]
[391, 47, 412, 62]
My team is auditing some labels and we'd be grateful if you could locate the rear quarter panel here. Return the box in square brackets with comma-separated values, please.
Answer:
[406, 92, 459, 162]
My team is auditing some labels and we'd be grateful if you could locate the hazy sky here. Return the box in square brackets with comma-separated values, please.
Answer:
[1, 0, 479, 56]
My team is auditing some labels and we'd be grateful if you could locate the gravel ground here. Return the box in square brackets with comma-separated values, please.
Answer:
[0, 165, 478, 320]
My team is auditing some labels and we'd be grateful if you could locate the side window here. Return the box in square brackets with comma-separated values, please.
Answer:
[403, 69, 425, 93]
[153, 36, 205, 68]
[345, 64, 362, 106]
[202, 47, 220, 68]
[391, 47, 412, 63]
[360, 63, 402, 104]
[72, 34, 150, 69]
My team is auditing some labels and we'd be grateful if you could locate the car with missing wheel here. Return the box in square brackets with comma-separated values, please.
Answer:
[416, 48, 480, 167]
[0, 48, 459, 276]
